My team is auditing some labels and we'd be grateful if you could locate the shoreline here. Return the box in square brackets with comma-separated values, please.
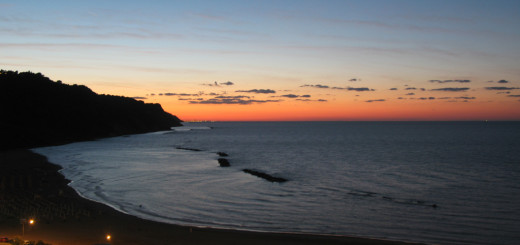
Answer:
[1, 149, 424, 245]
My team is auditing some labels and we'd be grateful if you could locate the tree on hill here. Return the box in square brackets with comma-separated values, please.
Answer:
[0, 70, 182, 149]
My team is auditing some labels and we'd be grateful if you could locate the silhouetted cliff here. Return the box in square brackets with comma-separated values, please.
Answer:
[0, 70, 182, 150]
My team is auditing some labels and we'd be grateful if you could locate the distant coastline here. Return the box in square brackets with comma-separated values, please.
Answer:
[0, 70, 182, 150]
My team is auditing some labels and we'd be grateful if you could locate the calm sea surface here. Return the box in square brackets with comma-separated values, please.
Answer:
[33, 122, 520, 245]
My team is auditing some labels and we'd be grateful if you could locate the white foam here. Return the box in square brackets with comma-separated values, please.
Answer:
[172, 126, 212, 131]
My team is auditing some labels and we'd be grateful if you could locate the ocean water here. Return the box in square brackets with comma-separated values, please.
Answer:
[33, 122, 520, 245]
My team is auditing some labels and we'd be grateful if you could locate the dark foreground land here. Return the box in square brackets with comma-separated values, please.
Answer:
[0, 150, 423, 245]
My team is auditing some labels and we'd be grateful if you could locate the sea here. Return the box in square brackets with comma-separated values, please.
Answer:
[32, 121, 520, 245]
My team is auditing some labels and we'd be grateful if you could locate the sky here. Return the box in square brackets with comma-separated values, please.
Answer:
[2, 0, 520, 121]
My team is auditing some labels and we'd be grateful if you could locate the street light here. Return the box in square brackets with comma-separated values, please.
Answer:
[21, 218, 35, 237]
[106, 234, 111, 242]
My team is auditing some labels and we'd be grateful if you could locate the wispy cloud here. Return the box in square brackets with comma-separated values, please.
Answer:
[430, 87, 470, 92]
[488, 80, 511, 84]
[365, 99, 386, 103]
[189, 12, 229, 22]
[485, 87, 520, 90]
[405, 86, 425, 91]
[274, 94, 311, 98]
[301, 84, 329, 88]
[302, 84, 374, 91]
[178, 98, 199, 101]
[310, 14, 493, 39]
[202, 81, 235, 87]
[296, 98, 327, 102]
[235, 89, 276, 94]
[221, 81, 234, 86]
[0, 42, 125, 50]
[189, 98, 280, 105]
[2, 22, 183, 41]
[343, 87, 374, 92]
[1, 11, 184, 41]
[164, 93, 200, 96]
[429, 79, 471, 83]
[215, 95, 251, 99]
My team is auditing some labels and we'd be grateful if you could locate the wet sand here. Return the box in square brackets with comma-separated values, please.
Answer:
[0, 150, 423, 245]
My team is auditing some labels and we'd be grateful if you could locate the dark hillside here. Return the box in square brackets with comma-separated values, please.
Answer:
[0, 70, 182, 149]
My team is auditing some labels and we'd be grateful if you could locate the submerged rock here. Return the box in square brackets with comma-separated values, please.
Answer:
[217, 152, 229, 157]
[218, 158, 230, 167]
[242, 169, 288, 183]
[176, 146, 202, 152]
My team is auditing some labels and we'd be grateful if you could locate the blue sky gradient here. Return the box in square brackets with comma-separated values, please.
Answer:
[2, 0, 520, 120]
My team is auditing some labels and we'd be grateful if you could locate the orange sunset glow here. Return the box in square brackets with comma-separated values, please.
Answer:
[143, 86, 520, 121]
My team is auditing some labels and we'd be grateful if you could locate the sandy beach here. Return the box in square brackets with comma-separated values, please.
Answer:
[0, 150, 422, 245]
